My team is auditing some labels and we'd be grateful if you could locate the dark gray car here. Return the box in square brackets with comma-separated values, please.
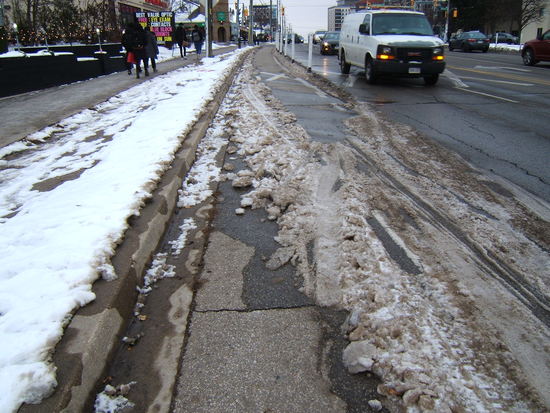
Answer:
[490, 32, 519, 44]
[320, 31, 340, 55]
[449, 31, 490, 52]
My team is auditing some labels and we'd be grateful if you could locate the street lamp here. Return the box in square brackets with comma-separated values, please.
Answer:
[12, 23, 21, 52]
[96, 28, 103, 52]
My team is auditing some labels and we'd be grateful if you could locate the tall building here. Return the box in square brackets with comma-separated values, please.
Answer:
[328, 6, 351, 31]
[252, 5, 277, 30]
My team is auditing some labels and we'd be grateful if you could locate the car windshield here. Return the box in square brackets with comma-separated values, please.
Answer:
[371, 14, 433, 36]
[324, 32, 339, 40]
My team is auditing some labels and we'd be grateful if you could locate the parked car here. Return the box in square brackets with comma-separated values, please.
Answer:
[522, 29, 550, 66]
[490, 32, 519, 44]
[313, 30, 326, 44]
[320, 31, 340, 55]
[448, 31, 490, 52]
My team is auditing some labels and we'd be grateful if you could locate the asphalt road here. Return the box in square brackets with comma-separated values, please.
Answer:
[290, 44, 550, 203]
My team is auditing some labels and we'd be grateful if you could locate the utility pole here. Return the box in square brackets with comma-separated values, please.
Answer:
[236, 0, 241, 48]
[206, 0, 213, 57]
[248, 0, 253, 45]
[444, 0, 450, 42]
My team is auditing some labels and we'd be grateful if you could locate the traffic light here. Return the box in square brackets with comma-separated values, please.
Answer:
[452, 8, 458, 17]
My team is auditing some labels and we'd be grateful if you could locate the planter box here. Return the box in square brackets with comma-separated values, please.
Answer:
[0, 52, 126, 98]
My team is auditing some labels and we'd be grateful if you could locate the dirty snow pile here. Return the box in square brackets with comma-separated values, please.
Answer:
[218, 53, 548, 412]
[95, 382, 136, 413]
[0, 48, 248, 413]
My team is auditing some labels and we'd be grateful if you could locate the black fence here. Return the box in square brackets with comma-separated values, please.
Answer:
[0, 43, 127, 98]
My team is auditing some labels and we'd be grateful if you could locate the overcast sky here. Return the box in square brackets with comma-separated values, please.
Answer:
[284, 0, 336, 36]
[257, 0, 337, 38]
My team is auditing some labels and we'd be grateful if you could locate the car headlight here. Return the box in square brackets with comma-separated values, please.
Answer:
[323, 42, 329, 47]
[432, 46, 445, 61]
[377, 45, 395, 60]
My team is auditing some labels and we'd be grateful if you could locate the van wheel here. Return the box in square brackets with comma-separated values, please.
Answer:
[423, 74, 439, 85]
[340, 51, 351, 74]
[365, 57, 377, 84]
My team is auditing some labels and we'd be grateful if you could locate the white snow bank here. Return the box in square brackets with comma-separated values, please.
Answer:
[0, 47, 249, 413]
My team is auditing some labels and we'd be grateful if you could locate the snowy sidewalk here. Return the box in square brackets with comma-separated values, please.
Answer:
[0, 44, 236, 148]
[0, 46, 249, 413]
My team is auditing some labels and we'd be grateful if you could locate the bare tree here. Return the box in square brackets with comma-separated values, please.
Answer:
[518, 0, 545, 31]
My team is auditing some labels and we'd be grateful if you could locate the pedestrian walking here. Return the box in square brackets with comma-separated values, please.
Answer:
[174, 24, 188, 58]
[121, 23, 136, 75]
[132, 23, 148, 78]
[144, 27, 159, 73]
[191, 25, 204, 61]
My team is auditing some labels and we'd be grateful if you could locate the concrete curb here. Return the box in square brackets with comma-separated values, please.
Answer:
[20, 47, 252, 413]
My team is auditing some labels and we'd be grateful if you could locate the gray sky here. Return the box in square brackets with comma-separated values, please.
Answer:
[274, 0, 336, 38]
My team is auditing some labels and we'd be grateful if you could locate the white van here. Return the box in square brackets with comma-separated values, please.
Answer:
[339, 9, 446, 85]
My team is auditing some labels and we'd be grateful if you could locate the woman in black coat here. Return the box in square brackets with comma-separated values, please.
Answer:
[132, 24, 148, 78]
[174, 24, 188, 58]
[121, 23, 135, 75]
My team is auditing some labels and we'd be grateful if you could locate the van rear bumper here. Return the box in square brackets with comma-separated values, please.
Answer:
[373, 60, 446, 76]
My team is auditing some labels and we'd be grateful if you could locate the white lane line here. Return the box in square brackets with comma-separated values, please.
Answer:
[459, 76, 533, 86]
[444, 69, 469, 88]
[473, 65, 532, 72]
[456, 87, 519, 103]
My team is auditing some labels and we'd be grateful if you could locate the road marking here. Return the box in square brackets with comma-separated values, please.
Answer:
[456, 87, 519, 103]
[295, 78, 328, 98]
[459, 76, 533, 86]
[444, 69, 469, 88]
[473, 65, 531, 72]
[260, 71, 288, 82]
[266, 74, 287, 82]
[447, 65, 550, 86]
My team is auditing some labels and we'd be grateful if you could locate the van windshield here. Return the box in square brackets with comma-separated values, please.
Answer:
[371, 14, 434, 36]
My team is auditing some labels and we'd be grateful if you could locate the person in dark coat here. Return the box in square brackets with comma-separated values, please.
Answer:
[132, 23, 148, 78]
[174, 24, 188, 58]
[191, 25, 204, 60]
[144, 27, 159, 73]
[121, 23, 135, 75]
